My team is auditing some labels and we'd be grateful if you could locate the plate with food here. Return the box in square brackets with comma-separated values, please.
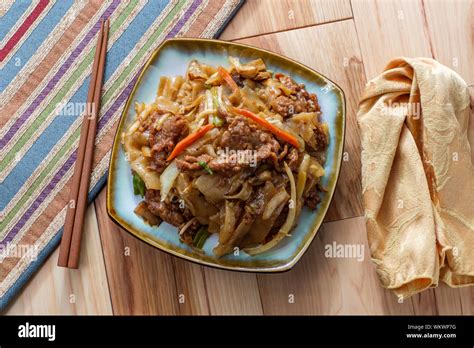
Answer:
[107, 38, 345, 272]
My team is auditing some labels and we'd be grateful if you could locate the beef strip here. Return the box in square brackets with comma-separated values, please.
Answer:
[313, 122, 329, 152]
[270, 73, 320, 118]
[176, 154, 213, 171]
[144, 189, 192, 227]
[220, 116, 280, 163]
[246, 185, 266, 216]
[148, 112, 188, 173]
[177, 116, 281, 174]
[180, 218, 201, 246]
[231, 71, 245, 87]
[304, 183, 326, 210]
[285, 147, 301, 171]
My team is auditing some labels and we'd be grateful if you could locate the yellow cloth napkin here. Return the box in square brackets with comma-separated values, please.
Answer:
[357, 57, 474, 299]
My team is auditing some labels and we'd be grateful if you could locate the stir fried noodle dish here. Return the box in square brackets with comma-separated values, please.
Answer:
[122, 57, 329, 256]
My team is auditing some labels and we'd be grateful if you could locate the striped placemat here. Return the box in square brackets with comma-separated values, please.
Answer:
[0, 0, 244, 311]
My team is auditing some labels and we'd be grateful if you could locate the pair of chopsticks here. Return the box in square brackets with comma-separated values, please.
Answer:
[58, 19, 109, 269]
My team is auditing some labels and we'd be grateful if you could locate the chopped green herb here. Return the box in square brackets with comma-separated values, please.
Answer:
[192, 226, 204, 244]
[196, 234, 209, 249]
[198, 161, 213, 175]
[132, 172, 146, 197]
[193, 226, 210, 249]
[211, 115, 224, 127]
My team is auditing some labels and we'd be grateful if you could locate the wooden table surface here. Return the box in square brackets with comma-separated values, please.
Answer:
[6, 0, 474, 315]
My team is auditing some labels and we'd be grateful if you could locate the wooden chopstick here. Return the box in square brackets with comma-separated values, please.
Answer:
[57, 19, 105, 267]
[67, 19, 109, 268]
[58, 19, 109, 268]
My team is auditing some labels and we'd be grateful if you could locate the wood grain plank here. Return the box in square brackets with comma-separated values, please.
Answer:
[433, 284, 473, 315]
[470, 86, 474, 162]
[257, 217, 416, 314]
[238, 19, 365, 221]
[203, 268, 263, 314]
[423, 0, 473, 85]
[410, 290, 438, 315]
[5, 206, 112, 315]
[220, 0, 353, 41]
[172, 258, 210, 315]
[351, 0, 432, 80]
[95, 190, 179, 315]
[410, 285, 474, 315]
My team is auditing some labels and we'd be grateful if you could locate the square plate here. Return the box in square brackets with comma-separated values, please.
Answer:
[107, 38, 345, 272]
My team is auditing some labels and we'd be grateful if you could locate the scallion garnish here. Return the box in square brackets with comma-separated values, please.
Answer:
[132, 172, 146, 197]
[198, 161, 213, 175]
[193, 226, 210, 249]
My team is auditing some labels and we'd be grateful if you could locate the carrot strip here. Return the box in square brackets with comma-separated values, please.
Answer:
[167, 124, 215, 161]
[233, 108, 300, 149]
[217, 66, 239, 93]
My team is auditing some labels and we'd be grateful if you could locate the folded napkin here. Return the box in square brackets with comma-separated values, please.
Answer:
[357, 57, 474, 298]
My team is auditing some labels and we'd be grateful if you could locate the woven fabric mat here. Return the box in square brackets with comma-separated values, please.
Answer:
[0, 0, 244, 310]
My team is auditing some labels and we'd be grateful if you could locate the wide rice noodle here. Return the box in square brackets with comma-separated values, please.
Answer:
[160, 160, 179, 201]
[244, 162, 296, 255]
